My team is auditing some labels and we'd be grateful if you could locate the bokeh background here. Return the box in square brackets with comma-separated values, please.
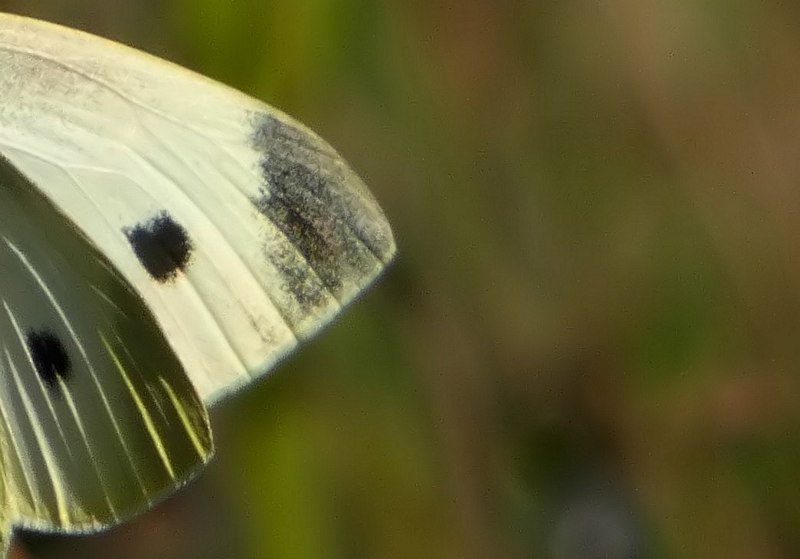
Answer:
[3, 0, 800, 557]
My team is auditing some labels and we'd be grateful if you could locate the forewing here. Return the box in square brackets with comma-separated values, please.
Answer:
[0, 14, 396, 404]
[0, 155, 212, 552]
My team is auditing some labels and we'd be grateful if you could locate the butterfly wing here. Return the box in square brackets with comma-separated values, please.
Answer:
[0, 154, 212, 553]
[0, 14, 395, 404]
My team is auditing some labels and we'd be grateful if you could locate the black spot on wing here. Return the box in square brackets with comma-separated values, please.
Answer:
[26, 330, 70, 388]
[123, 212, 193, 283]
[250, 114, 379, 302]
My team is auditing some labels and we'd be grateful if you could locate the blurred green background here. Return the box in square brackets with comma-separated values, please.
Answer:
[4, 0, 800, 557]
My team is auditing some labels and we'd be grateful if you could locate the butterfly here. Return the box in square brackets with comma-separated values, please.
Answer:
[0, 12, 395, 556]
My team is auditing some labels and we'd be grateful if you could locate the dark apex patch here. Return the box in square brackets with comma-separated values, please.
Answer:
[253, 184, 343, 295]
[251, 114, 330, 158]
[124, 211, 193, 283]
[250, 111, 380, 300]
[26, 330, 71, 388]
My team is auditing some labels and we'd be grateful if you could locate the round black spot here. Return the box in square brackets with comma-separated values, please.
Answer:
[124, 212, 193, 282]
[26, 330, 71, 387]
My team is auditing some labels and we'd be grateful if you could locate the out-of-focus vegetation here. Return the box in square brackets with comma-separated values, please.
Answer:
[5, 0, 800, 557]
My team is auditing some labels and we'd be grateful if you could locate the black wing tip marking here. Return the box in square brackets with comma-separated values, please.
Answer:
[252, 184, 343, 291]
[123, 211, 193, 283]
[249, 112, 395, 307]
[25, 329, 71, 388]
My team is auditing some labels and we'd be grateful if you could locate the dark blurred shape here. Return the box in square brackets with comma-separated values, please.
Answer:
[550, 472, 642, 559]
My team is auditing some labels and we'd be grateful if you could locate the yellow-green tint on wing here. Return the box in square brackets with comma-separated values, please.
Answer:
[0, 154, 212, 540]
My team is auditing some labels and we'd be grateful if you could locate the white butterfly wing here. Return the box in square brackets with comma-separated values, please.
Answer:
[0, 154, 212, 553]
[0, 13, 395, 404]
